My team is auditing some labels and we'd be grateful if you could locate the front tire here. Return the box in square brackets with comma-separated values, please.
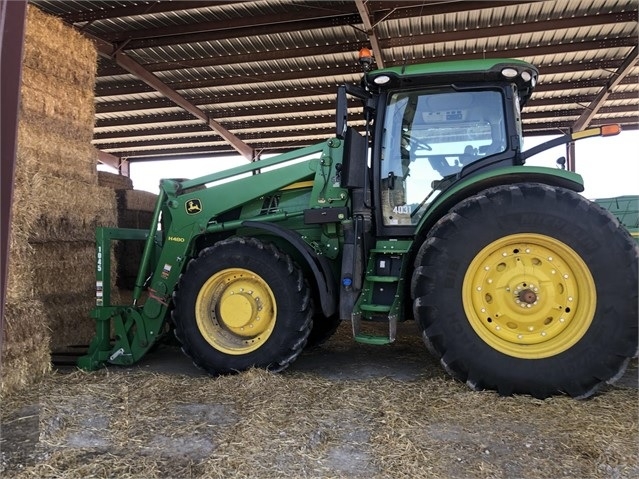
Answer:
[411, 183, 638, 398]
[173, 236, 313, 374]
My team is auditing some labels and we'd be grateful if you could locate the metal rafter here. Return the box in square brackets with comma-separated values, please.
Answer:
[92, 75, 637, 125]
[94, 34, 638, 99]
[370, 1, 533, 23]
[91, 1, 520, 51]
[85, 32, 255, 160]
[96, 100, 346, 127]
[95, 59, 623, 104]
[93, 91, 638, 131]
[27, 0, 639, 161]
[95, 8, 632, 79]
[354, 0, 384, 68]
[572, 46, 639, 131]
[383, 11, 637, 48]
[97, 125, 344, 150]
[95, 86, 340, 114]
[107, 11, 361, 50]
[97, 149, 123, 169]
[94, 103, 639, 143]
[97, 42, 365, 77]
[63, 1, 244, 23]
[119, 140, 319, 161]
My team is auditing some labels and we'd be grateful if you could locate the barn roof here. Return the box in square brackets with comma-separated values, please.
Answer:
[29, 0, 639, 167]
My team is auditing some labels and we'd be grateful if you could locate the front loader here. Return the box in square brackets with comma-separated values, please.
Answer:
[80, 57, 638, 399]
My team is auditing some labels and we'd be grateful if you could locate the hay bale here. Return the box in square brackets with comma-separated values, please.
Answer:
[44, 294, 103, 351]
[19, 65, 95, 141]
[117, 209, 155, 229]
[116, 240, 147, 290]
[22, 5, 96, 86]
[16, 121, 97, 184]
[2, 5, 106, 396]
[20, 83, 96, 139]
[98, 171, 134, 190]
[10, 164, 117, 244]
[26, 176, 117, 243]
[116, 190, 158, 212]
[29, 242, 96, 296]
[1, 301, 52, 393]
[5, 243, 35, 302]
[111, 191, 158, 288]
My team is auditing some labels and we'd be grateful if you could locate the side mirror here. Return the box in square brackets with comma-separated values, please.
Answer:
[556, 156, 566, 170]
[336, 85, 347, 139]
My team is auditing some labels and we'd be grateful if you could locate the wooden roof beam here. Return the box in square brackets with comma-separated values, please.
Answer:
[572, 45, 638, 131]
[86, 32, 254, 161]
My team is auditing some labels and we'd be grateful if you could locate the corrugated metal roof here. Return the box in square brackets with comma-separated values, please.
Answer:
[29, 0, 639, 162]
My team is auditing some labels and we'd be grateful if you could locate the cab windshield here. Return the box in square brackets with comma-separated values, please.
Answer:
[380, 88, 507, 226]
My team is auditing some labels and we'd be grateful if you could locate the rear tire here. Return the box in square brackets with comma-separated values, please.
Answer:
[173, 236, 313, 374]
[411, 183, 638, 398]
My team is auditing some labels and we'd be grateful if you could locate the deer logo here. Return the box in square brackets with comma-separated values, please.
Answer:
[185, 199, 203, 215]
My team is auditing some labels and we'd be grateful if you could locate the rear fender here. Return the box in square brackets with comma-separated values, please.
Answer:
[416, 166, 584, 236]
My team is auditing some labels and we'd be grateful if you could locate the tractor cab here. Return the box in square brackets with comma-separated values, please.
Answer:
[361, 59, 538, 233]
[378, 88, 509, 226]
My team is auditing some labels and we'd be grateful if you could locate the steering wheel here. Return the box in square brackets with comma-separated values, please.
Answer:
[403, 134, 432, 152]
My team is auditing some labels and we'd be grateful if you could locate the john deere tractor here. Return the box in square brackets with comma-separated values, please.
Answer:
[80, 58, 638, 399]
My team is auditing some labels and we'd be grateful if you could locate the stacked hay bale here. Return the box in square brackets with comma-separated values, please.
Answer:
[97, 170, 133, 190]
[97, 172, 158, 289]
[2, 7, 117, 394]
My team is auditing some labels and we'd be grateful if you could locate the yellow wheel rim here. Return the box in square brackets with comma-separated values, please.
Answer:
[195, 268, 276, 355]
[462, 233, 596, 359]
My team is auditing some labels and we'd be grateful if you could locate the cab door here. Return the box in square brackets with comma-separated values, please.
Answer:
[374, 87, 508, 236]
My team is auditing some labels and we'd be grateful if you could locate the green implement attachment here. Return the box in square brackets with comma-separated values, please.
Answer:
[593, 195, 639, 243]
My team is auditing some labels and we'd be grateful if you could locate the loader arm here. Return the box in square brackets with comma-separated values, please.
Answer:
[79, 138, 349, 370]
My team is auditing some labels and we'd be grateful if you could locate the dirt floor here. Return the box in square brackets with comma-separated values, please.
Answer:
[1, 321, 637, 479]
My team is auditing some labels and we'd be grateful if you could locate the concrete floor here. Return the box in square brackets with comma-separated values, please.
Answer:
[132, 321, 638, 391]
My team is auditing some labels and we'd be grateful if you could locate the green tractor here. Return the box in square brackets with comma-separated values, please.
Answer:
[80, 58, 638, 399]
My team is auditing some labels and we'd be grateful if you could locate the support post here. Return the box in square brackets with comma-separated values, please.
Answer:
[0, 0, 27, 351]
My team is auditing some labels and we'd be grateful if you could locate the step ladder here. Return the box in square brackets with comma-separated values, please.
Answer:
[352, 239, 412, 344]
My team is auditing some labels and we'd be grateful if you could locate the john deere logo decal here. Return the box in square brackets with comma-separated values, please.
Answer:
[186, 199, 202, 215]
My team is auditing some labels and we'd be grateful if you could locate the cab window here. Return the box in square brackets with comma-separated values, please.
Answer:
[380, 89, 506, 226]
